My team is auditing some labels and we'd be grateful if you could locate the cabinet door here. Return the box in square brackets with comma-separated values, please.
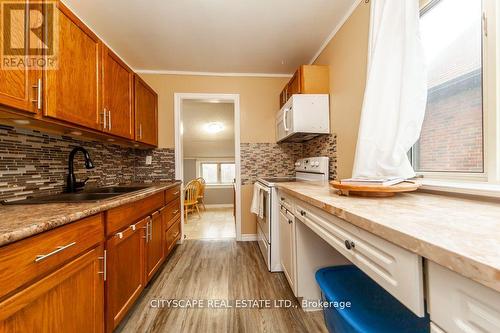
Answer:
[134, 75, 158, 146]
[279, 208, 295, 291]
[0, 245, 104, 333]
[0, 1, 41, 114]
[106, 218, 146, 332]
[44, 3, 101, 130]
[102, 46, 134, 139]
[146, 210, 164, 282]
[287, 70, 301, 97]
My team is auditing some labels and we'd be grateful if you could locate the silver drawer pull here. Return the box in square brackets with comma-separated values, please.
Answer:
[35, 242, 76, 263]
[173, 209, 179, 215]
[117, 232, 124, 239]
[173, 191, 180, 195]
[130, 224, 136, 231]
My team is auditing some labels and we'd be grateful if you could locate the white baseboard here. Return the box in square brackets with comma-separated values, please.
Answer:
[204, 204, 234, 208]
[240, 234, 258, 241]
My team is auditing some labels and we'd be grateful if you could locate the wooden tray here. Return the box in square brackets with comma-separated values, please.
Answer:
[330, 180, 421, 197]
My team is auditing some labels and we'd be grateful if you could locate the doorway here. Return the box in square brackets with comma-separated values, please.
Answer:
[174, 93, 241, 241]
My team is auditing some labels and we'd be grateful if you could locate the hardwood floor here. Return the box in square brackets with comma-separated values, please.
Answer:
[117, 240, 328, 333]
[184, 207, 236, 240]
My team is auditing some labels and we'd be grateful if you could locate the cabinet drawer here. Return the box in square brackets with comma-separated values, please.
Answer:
[165, 219, 181, 255]
[295, 200, 425, 317]
[428, 261, 500, 333]
[278, 191, 295, 212]
[164, 198, 181, 230]
[0, 214, 103, 299]
[106, 192, 164, 235]
[165, 185, 181, 204]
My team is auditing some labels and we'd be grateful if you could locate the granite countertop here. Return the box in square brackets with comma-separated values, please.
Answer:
[277, 181, 500, 293]
[0, 181, 182, 247]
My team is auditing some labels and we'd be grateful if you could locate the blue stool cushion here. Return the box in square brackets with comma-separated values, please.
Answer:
[315, 265, 430, 333]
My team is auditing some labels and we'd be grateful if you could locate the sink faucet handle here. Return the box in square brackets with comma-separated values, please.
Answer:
[75, 177, 90, 190]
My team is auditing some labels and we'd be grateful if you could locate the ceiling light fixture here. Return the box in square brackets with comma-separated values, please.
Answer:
[204, 122, 224, 134]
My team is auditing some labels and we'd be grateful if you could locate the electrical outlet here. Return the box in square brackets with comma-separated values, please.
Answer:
[145, 156, 152, 165]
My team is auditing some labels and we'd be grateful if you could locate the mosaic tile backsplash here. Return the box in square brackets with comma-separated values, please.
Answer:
[240, 134, 337, 184]
[0, 123, 336, 200]
[240, 143, 303, 184]
[303, 134, 337, 180]
[0, 126, 175, 201]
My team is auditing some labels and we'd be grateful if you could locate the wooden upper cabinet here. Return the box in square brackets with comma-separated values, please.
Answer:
[102, 46, 134, 139]
[134, 75, 158, 146]
[279, 65, 330, 108]
[0, 1, 41, 114]
[43, 2, 101, 130]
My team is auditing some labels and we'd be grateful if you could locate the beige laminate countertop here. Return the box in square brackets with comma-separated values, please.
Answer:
[0, 181, 182, 247]
[277, 181, 500, 293]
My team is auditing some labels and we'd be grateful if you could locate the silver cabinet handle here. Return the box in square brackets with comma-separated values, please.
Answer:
[35, 241, 76, 263]
[142, 220, 150, 242]
[139, 123, 143, 139]
[102, 108, 108, 130]
[130, 224, 136, 231]
[172, 209, 179, 215]
[173, 191, 180, 195]
[116, 231, 123, 239]
[98, 250, 107, 281]
[32, 78, 42, 110]
[109, 110, 112, 131]
[149, 220, 153, 241]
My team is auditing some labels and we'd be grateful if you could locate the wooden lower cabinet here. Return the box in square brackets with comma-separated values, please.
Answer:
[106, 218, 146, 332]
[145, 209, 165, 282]
[0, 245, 105, 333]
[0, 188, 181, 333]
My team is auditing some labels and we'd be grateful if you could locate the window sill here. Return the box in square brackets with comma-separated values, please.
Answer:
[419, 179, 500, 198]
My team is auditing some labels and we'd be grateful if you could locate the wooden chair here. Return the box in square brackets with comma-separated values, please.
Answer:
[184, 180, 201, 223]
[196, 177, 206, 210]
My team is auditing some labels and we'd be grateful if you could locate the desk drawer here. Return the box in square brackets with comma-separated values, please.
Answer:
[295, 200, 425, 317]
[106, 192, 164, 235]
[278, 191, 295, 212]
[163, 198, 181, 230]
[0, 214, 104, 299]
[165, 219, 181, 255]
[428, 261, 500, 333]
[165, 185, 181, 204]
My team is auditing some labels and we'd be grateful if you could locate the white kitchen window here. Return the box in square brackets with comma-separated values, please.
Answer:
[198, 161, 235, 186]
[412, 0, 499, 187]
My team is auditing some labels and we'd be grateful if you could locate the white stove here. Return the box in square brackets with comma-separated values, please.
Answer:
[255, 157, 329, 271]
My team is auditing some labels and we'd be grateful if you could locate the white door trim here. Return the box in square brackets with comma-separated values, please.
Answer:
[174, 93, 242, 241]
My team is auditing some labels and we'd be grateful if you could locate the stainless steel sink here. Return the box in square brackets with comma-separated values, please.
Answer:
[2, 186, 152, 205]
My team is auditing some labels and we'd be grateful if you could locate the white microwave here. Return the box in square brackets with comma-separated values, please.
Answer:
[276, 94, 330, 143]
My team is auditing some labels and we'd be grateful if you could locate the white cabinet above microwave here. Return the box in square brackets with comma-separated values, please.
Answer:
[276, 94, 330, 143]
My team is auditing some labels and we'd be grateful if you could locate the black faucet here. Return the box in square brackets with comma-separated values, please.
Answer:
[66, 147, 95, 193]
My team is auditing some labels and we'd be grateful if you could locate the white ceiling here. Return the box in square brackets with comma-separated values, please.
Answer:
[182, 100, 235, 142]
[62, 0, 357, 74]
[182, 101, 235, 157]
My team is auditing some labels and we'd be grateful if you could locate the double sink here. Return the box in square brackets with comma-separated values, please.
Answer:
[3, 186, 152, 205]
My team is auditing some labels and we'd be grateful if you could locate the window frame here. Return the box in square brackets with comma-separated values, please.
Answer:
[196, 158, 236, 188]
[413, 0, 499, 186]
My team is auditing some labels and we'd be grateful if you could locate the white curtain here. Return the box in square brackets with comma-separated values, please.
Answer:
[352, 0, 427, 179]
